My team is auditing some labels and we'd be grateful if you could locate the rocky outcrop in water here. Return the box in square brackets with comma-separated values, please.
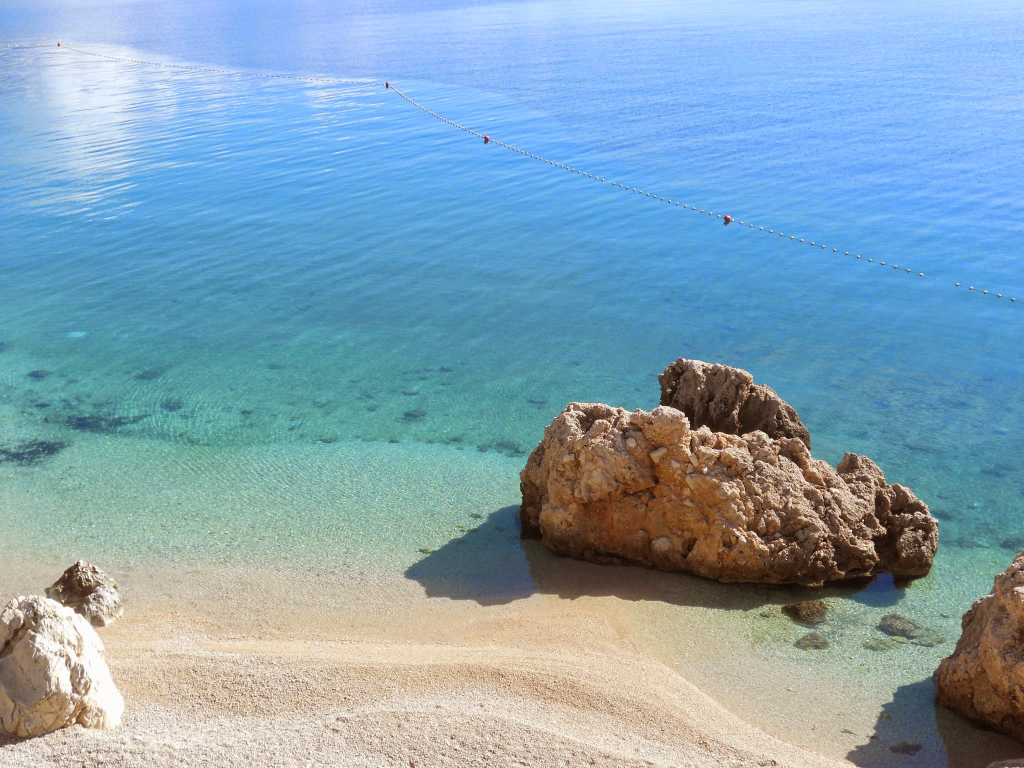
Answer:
[936, 550, 1024, 742]
[520, 401, 937, 585]
[0, 595, 124, 738]
[659, 358, 811, 449]
[46, 561, 123, 628]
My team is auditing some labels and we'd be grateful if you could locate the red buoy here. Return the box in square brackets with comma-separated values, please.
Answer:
[723, 215, 733, 226]
[483, 135, 490, 144]
[385, 81, 389, 89]
[57, 42, 61, 47]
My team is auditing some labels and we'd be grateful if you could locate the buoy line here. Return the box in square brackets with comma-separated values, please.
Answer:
[56, 42, 1018, 306]
[388, 83, 1018, 306]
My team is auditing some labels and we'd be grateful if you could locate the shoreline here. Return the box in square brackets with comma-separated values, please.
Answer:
[0, 557, 851, 768]
[4, 555, 1021, 767]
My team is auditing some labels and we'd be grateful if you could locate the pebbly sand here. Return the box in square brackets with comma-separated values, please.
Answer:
[1, 554, 1020, 767]
[0, 556, 858, 768]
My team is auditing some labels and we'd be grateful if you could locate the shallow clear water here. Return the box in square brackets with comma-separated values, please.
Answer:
[2, 0, 1023, 764]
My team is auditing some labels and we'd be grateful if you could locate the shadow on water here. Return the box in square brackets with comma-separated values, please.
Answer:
[847, 678, 1022, 768]
[404, 505, 537, 606]
[405, 505, 913, 611]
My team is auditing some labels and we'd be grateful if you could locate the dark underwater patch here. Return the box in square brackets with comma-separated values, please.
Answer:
[476, 440, 527, 458]
[134, 367, 165, 381]
[26, 369, 51, 380]
[60, 413, 148, 433]
[980, 463, 1013, 478]
[0, 439, 67, 465]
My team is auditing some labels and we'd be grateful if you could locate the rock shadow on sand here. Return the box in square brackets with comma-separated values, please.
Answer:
[846, 678, 1022, 768]
[405, 506, 912, 612]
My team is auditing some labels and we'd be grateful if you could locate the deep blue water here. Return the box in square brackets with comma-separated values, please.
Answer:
[1, 1, 1023, 764]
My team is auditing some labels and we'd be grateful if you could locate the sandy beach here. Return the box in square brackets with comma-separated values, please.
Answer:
[2, 554, 1019, 768]
[0, 558, 853, 768]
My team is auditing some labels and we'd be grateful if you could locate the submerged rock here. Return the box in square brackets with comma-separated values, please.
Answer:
[46, 561, 123, 628]
[520, 402, 937, 586]
[0, 596, 124, 738]
[659, 358, 811, 449]
[877, 613, 943, 647]
[936, 549, 1024, 742]
[782, 600, 828, 625]
[863, 635, 902, 652]
[878, 613, 921, 638]
[794, 632, 829, 650]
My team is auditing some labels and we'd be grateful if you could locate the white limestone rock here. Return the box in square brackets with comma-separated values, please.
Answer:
[0, 595, 124, 738]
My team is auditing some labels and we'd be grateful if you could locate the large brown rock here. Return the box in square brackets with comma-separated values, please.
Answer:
[520, 402, 936, 586]
[659, 358, 811, 449]
[936, 550, 1024, 742]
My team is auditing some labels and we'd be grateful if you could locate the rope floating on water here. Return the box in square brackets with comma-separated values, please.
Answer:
[389, 83, 1018, 306]
[55, 43, 1018, 306]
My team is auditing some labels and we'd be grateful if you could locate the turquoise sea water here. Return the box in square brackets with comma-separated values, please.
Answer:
[2, 0, 1023, 764]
